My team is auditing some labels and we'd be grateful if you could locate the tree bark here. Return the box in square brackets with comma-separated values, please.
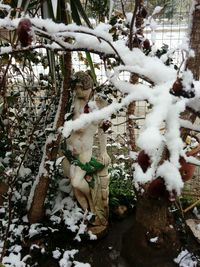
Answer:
[186, 0, 200, 80]
[181, 0, 200, 139]
[122, 194, 179, 267]
[126, 0, 144, 151]
[28, 52, 72, 223]
[121, 2, 200, 266]
[126, 74, 139, 151]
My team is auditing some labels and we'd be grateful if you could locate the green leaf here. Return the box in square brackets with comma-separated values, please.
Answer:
[0, 165, 5, 174]
[70, 0, 82, 25]
[85, 52, 97, 84]
[41, 0, 57, 81]
[72, 0, 93, 28]
[70, 0, 97, 84]
[26, 0, 39, 10]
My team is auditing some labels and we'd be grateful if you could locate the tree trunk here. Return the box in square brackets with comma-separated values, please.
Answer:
[126, 74, 138, 151]
[181, 0, 200, 139]
[122, 194, 180, 267]
[186, 0, 200, 80]
[121, 2, 200, 266]
[126, 0, 144, 151]
[28, 52, 72, 223]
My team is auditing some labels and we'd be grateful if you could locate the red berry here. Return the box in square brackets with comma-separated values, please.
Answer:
[101, 120, 111, 132]
[179, 157, 196, 182]
[17, 18, 33, 47]
[147, 177, 166, 198]
[143, 39, 150, 50]
[172, 78, 183, 94]
[170, 77, 195, 98]
[83, 103, 90, 113]
[137, 150, 151, 172]
[147, 178, 177, 201]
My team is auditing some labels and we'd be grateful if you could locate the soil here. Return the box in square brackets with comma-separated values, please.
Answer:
[28, 206, 200, 267]
[35, 210, 200, 267]
[75, 214, 134, 267]
[75, 212, 180, 267]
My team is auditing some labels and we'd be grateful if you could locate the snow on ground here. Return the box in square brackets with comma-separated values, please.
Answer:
[174, 249, 198, 267]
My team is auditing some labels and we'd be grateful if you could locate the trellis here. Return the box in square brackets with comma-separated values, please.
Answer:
[88, 0, 200, 207]
[0, 0, 198, 204]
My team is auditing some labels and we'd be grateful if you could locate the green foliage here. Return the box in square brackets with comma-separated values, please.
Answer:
[70, 0, 97, 83]
[180, 195, 200, 209]
[109, 165, 135, 210]
[71, 0, 93, 28]
[86, 0, 110, 21]
[0, 122, 8, 159]
[178, 184, 200, 210]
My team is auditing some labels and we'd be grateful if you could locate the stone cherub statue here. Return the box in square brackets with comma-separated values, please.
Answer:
[61, 71, 111, 233]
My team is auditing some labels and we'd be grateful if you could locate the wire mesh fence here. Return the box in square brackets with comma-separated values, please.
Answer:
[1, 0, 199, 195]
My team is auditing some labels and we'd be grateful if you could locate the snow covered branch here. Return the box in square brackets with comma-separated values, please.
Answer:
[1, 14, 200, 200]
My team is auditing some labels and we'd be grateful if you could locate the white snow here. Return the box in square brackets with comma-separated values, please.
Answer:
[53, 249, 62, 259]
[174, 249, 198, 267]
[193, 207, 200, 219]
[152, 6, 163, 16]
[88, 230, 97, 240]
[2, 249, 28, 267]
[18, 164, 31, 177]
[182, 70, 194, 91]
[149, 236, 158, 243]
[180, 119, 200, 133]
[196, 224, 200, 231]
[73, 262, 91, 267]
[157, 161, 184, 195]
[0, 3, 12, 12]
[59, 249, 78, 267]
[133, 163, 154, 185]
[0, 46, 12, 54]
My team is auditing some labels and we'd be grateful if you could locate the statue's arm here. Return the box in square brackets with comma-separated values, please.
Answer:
[98, 125, 111, 166]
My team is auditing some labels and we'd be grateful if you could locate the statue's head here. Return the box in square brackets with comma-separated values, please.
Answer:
[71, 71, 93, 100]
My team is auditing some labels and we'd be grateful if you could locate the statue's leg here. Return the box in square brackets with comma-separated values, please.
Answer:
[58, 147, 71, 178]
[73, 188, 89, 210]
[62, 157, 71, 178]
[71, 166, 96, 214]
[99, 173, 110, 219]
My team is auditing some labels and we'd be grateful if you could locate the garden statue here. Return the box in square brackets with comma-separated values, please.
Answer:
[61, 71, 111, 233]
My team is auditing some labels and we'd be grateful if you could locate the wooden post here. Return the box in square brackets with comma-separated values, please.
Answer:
[186, 0, 200, 80]
[28, 52, 72, 223]
[126, 0, 144, 151]
[181, 1, 200, 139]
